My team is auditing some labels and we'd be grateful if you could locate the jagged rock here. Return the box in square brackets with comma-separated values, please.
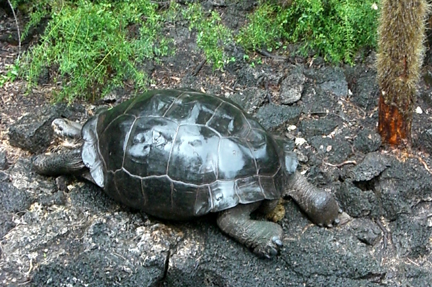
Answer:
[279, 70, 306, 104]
[336, 181, 379, 218]
[300, 117, 339, 138]
[416, 128, 432, 154]
[309, 135, 352, 164]
[0, 151, 7, 170]
[353, 128, 382, 153]
[7, 104, 83, 154]
[348, 152, 391, 182]
[256, 103, 302, 131]
[304, 66, 349, 98]
[348, 218, 382, 246]
[230, 87, 267, 114]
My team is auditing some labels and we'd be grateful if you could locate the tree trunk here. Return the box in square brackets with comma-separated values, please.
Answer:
[377, 0, 429, 146]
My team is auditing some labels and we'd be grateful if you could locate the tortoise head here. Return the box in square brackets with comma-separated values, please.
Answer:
[52, 118, 83, 139]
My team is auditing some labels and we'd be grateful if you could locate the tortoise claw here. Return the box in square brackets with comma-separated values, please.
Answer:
[272, 236, 283, 247]
[253, 235, 283, 259]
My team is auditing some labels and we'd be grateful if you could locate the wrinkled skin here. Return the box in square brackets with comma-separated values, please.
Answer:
[33, 89, 340, 258]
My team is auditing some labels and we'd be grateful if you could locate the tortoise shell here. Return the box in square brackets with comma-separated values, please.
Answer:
[81, 89, 290, 219]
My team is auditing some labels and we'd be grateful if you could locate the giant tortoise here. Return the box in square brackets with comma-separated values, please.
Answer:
[33, 89, 339, 258]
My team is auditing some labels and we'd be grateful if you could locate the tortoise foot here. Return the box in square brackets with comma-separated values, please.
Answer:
[252, 233, 283, 259]
[217, 203, 283, 259]
[307, 190, 340, 228]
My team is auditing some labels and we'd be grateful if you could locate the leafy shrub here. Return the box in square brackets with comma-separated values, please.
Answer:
[178, 3, 234, 70]
[0, 60, 20, 87]
[20, 0, 169, 102]
[238, 0, 379, 64]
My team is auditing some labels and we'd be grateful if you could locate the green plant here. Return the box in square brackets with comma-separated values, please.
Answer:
[237, 3, 286, 52]
[21, 0, 170, 102]
[238, 0, 379, 64]
[0, 60, 20, 87]
[180, 3, 234, 70]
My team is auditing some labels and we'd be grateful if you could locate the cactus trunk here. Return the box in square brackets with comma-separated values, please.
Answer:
[377, 0, 429, 146]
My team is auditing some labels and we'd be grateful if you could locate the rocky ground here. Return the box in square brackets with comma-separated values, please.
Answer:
[1, 2, 432, 287]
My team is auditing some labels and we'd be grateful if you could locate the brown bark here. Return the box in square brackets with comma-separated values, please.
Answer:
[378, 93, 411, 146]
[376, 0, 429, 147]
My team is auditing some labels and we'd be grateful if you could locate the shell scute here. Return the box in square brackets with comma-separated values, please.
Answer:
[164, 92, 222, 124]
[259, 176, 280, 199]
[171, 182, 212, 218]
[167, 124, 219, 184]
[207, 102, 251, 138]
[124, 117, 177, 177]
[112, 170, 145, 210]
[235, 176, 265, 203]
[209, 180, 238, 211]
[246, 129, 280, 176]
[140, 176, 173, 216]
[98, 114, 135, 173]
[125, 91, 178, 118]
[217, 137, 256, 179]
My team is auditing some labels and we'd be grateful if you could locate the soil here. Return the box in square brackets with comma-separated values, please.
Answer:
[1, 2, 432, 287]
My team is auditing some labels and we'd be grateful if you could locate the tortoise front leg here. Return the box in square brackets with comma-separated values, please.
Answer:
[32, 149, 85, 176]
[286, 171, 340, 227]
[217, 201, 283, 258]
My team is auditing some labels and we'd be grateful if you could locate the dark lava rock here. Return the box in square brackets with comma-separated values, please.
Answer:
[229, 87, 267, 114]
[348, 218, 382, 246]
[391, 262, 432, 287]
[353, 128, 382, 153]
[282, 227, 383, 287]
[375, 158, 432, 220]
[0, 211, 15, 238]
[28, 216, 169, 287]
[68, 182, 121, 213]
[416, 127, 432, 154]
[304, 66, 348, 98]
[336, 181, 380, 218]
[279, 69, 306, 104]
[8, 106, 58, 153]
[341, 154, 432, 221]
[255, 103, 302, 131]
[37, 67, 50, 85]
[0, 151, 8, 170]
[235, 64, 261, 88]
[0, 171, 8, 182]
[0, 181, 33, 212]
[300, 85, 340, 115]
[309, 135, 352, 164]
[390, 214, 432, 259]
[345, 68, 378, 111]
[161, 200, 384, 287]
[348, 152, 391, 182]
[304, 165, 336, 187]
[300, 117, 339, 138]
[38, 190, 67, 207]
[8, 104, 72, 153]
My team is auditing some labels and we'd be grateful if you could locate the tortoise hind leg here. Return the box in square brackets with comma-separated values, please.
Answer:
[217, 201, 283, 258]
[32, 149, 85, 176]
